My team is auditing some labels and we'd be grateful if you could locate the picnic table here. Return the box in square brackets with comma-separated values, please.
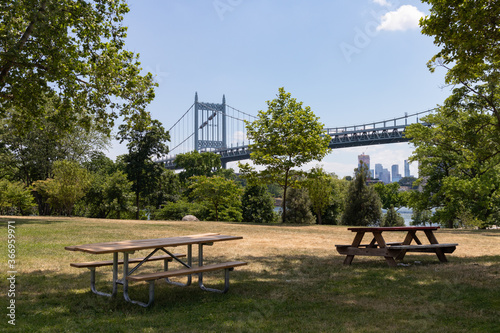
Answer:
[65, 233, 247, 307]
[335, 226, 458, 267]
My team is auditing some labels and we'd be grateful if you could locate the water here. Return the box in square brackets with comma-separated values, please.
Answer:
[398, 208, 414, 226]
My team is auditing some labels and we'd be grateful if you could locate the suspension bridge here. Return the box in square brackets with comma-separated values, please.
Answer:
[160, 93, 434, 169]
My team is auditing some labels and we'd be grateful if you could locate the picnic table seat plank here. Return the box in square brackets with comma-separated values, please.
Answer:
[70, 253, 186, 268]
[127, 261, 248, 282]
[125, 261, 248, 307]
[390, 243, 458, 253]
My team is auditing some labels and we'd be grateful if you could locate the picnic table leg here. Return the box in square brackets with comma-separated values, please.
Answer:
[122, 252, 153, 307]
[395, 231, 414, 261]
[424, 230, 448, 262]
[88, 252, 119, 298]
[197, 243, 231, 293]
[372, 232, 397, 267]
[163, 245, 193, 287]
[343, 231, 365, 265]
[112, 252, 118, 296]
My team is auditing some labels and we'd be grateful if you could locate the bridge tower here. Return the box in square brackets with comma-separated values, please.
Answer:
[194, 92, 227, 152]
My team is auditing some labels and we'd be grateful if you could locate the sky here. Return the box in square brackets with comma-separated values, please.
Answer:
[108, 0, 452, 178]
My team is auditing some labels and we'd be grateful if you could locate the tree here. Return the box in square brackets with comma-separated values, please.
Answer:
[144, 169, 181, 211]
[303, 166, 335, 225]
[341, 164, 382, 226]
[241, 184, 276, 223]
[32, 160, 91, 216]
[285, 187, 315, 224]
[411, 209, 433, 226]
[0, 0, 156, 135]
[420, 0, 499, 128]
[189, 175, 242, 222]
[118, 113, 170, 219]
[83, 169, 134, 219]
[1, 114, 109, 186]
[174, 151, 222, 183]
[406, 106, 500, 228]
[373, 182, 407, 211]
[320, 177, 349, 225]
[382, 205, 405, 227]
[0, 179, 35, 215]
[241, 88, 331, 223]
[398, 176, 418, 189]
[409, 1, 500, 228]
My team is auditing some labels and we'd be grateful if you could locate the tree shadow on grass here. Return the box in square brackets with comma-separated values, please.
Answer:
[4, 253, 500, 332]
[0, 217, 68, 227]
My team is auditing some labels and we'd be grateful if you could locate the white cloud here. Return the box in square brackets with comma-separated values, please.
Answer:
[376, 5, 424, 31]
[373, 0, 391, 6]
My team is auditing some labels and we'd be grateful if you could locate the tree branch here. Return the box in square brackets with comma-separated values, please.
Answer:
[0, 1, 48, 85]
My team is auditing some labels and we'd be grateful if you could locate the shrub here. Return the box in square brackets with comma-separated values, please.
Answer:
[241, 185, 276, 223]
[284, 187, 315, 224]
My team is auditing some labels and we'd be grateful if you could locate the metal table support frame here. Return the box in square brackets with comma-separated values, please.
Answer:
[92, 242, 230, 307]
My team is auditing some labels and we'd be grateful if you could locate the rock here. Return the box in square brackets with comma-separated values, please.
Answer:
[182, 215, 199, 221]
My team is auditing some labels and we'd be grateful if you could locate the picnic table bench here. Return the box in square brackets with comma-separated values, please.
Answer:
[66, 233, 247, 307]
[336, 226, 458, 267]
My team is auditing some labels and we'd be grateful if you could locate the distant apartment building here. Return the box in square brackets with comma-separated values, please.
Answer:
[379, 168, 391, 184]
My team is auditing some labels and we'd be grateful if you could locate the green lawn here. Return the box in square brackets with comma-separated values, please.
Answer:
[1, 217, 499, 333]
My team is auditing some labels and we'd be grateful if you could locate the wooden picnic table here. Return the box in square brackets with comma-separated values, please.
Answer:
[66, 233, 247, 307]
[335, 226, 458, 267]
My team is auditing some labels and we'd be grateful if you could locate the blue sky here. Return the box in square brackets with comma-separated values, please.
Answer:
[109, 0, 451, 178]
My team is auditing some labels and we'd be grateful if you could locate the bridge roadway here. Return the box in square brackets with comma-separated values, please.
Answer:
[161, 118, 420, 169]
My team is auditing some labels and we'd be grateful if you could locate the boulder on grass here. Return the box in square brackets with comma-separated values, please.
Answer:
[182, 215, 199, 222]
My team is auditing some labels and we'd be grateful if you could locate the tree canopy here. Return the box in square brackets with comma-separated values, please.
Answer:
[409, 0, 500, 228]
[0, 0, 156, 134]
[406, 103, 500, 228]
[420, 0, 499, 128]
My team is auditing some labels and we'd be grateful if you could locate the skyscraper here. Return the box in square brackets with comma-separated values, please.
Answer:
[358, 153, 370, 171]
[404, 160, 411, 178]
[357, 153, 370, 178]
[375, 163, 383, 179]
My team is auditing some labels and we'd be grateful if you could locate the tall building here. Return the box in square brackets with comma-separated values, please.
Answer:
[379, 168, 391, 184]
[404, 160, 411, 178]
[375, 163, 383, 179]
[358, 153, 370, 171]
[357, 153, 371, 178]
[391, 164, 402, 183]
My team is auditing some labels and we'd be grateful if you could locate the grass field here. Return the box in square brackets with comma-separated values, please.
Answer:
[1, 216, 499, 333]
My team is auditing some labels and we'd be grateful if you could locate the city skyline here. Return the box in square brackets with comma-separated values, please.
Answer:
[358, 153, 415, 183]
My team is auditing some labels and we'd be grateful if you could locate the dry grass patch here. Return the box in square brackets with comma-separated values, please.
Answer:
[1, 216, 499, 332]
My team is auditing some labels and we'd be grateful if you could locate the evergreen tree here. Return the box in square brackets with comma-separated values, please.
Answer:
[285, 187, 315, 224]
[241, 185, 276, 223]
[341, 164, 382, 226]
[382, 205, 405, 227]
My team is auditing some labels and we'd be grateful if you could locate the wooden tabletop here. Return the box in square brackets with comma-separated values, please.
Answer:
[347, 226, 440, 232]
[65, 233, 243, 254]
